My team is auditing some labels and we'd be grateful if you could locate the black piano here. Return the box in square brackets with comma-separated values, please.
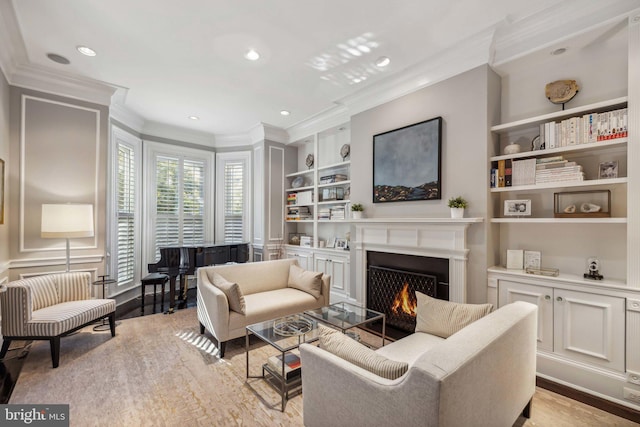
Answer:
[148, 242, 249, 312]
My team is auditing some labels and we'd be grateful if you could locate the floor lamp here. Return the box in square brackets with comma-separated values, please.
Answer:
[41, 204, 94, 272]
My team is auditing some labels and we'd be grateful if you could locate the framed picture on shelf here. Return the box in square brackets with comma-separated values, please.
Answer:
[504, 199, 532, 216]
[288, 233, 303, 245]
[335, 238, 347, 250]
[599, 161, 618, 179]
[326, 237, 336, 248]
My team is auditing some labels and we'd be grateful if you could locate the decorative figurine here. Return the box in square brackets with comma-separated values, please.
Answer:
[340, 144, 350, 160]
[305, 154, 314, 169]
[584, 257, 603, 280]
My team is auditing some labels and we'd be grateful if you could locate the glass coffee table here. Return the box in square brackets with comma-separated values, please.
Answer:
[305, 302, 386, 347]
[246, 314, 321, 411]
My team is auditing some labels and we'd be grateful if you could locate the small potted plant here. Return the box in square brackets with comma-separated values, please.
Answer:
[351, 203, 364, 219]
[447, 196, 468, 219]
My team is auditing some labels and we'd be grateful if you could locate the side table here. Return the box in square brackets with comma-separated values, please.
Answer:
[92, 275, 117, 331]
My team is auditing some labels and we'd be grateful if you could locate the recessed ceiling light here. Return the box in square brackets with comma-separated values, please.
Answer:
[188, 116, 199, 120]
[280, 110, 290, 116]
[47, 53, 70, 64]
[245, 49, 260, 61]
[375, 56, 390, 67]
[551, 48, 567, 56]
[77, 46, 97, 57]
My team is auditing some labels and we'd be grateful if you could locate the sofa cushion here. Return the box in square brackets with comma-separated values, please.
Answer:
[287, 264, 322, 299]
[212, 272, 245, 314]
[415, 292, 492, 338]
[26, 299, 115, 337]
[318, 324, 408, 380]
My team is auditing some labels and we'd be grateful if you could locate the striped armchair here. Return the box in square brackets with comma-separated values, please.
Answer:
[0, 272, 116, 368]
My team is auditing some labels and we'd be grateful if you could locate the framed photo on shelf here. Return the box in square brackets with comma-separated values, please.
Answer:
[326, 237, 336, 248]
[599, 161, 618, 179]
[504, 199, 532, 216]
[524, 250, 541, 269]
[335, 238, 347, 250]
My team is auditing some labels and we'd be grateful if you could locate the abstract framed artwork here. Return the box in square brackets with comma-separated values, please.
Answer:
[373, 117, 442, 203]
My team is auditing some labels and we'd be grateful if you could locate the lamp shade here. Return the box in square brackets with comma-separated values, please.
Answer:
[41, 204, 95, 238]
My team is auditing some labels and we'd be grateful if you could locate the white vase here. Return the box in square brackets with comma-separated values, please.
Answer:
[450, 207, 464, 219]
[351, 211, 363, 219]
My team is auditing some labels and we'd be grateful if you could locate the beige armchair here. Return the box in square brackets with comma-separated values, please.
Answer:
[0, 272, 116, 368]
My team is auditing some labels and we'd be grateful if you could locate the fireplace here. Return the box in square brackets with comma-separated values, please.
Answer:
[366, 251, 449, 337]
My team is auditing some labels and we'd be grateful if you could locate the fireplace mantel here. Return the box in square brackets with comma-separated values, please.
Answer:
[352, 217, 483, 305]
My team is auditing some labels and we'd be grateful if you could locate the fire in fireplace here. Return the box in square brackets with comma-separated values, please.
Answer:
[366, 251, 449, 338]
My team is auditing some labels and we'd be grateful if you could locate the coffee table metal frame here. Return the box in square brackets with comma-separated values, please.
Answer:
[304, 301, 386, 347]
[245, 314, 321, 411]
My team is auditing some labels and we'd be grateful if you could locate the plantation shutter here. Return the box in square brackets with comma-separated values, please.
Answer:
[182, 159, 205, 245]
[155, 155, 180, 258]
[224, 160, 245, 242]
[117, 144, 136, 284]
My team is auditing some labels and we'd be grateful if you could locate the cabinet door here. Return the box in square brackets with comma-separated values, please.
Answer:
[498, 280, 553, 352]
[553, 289, 625, 373]
[286, 250, 313, 270]
[314, 254, 349, 298]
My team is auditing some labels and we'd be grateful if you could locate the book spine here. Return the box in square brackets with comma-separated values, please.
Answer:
[548, 121, 556, 149]
[498, 160, 505, 188]
[505, 159, 512, 187]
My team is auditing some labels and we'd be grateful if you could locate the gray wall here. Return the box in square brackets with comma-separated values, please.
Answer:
[9, 87, 109, 280]
[0, 70, 9, 283]
[349, 65, 500, 303]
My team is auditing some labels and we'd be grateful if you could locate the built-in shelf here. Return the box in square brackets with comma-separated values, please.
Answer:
[488, 266, 629, 290]
[349, 217, 484, 224]
[318, 160, 350, 172]
[285, 185, 314, 192]
[285, 220, 314, 223]
[286, 203, 314, 208]
[490, 97, 628, 134]
[490, 177, 627, 192]
[317, 200, 350, 205]
[285, 169, 315, 178]
[490, 138, 627, 162]
[490, 217, 627, 224]
[317, 219, 351, 223]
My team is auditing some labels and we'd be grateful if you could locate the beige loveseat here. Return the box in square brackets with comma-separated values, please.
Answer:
[300, 301, 537, 427]
[0, 272, 116, 368]
[197, 258, 330, 357]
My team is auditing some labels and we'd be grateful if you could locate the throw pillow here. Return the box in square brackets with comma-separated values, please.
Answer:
[287, 264, 323, 299]
[415, 291, 492, 338]
[212, 272, 246, 314]
[317, 324, 408, 380]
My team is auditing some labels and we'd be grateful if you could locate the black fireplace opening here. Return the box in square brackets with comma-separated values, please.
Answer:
[365, 251, 449, 340]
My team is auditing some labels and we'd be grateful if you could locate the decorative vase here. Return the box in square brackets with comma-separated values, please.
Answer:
[450, 208, 464, 219]
[352, 211, 363, 219]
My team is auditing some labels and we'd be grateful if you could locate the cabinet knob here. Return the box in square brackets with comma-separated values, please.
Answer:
[556, 296, 563, 302]
[544, 295, 551, 300]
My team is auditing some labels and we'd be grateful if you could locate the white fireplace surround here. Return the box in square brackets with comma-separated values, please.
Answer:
[352, 218, 483, 305]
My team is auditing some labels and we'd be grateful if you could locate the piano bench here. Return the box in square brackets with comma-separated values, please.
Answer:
[141, 273, 170, 315]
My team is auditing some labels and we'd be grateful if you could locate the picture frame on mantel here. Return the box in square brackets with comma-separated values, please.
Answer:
[373, 117, 442, 203]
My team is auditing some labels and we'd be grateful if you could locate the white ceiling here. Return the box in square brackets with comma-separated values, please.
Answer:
[1, 0, 639, 144]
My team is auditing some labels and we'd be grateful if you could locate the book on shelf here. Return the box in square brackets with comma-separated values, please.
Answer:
[534, 107, 626, 147]
[536, 156, 564, 164]
[511, 158, 536, 186]
[535, 173, 584, 183]
[296, 190, 313, 205]
[497, 160, 506, 187]
[536, 165, 583, 175]
[267, 351, 301, 380]
[536, 160, 576, 169]
[490, 168, 497, 188]
[504, 159, 512, 187]
[320, 174, 348, 184]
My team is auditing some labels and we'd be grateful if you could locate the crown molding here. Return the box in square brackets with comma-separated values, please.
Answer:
[286, 104, 350, 143]
[110, 102, 146, 133]
[492, 0, 640, 66]
[0, 0, 27, 80]
[142, 121, 216, 148]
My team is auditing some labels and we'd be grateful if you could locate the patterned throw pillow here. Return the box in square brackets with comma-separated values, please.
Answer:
[212, 272, 246, 314]
[287, 264, 323, 299]
[415, 291, 492, 338]
[318, 324, 408, 380]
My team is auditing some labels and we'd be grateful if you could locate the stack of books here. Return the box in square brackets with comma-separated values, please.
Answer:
[287, 193, 297, 205]
[329, 206, 346, 220]
[267, 351, 301, 380]
[535, 156, 584, 184]
[317, 207, 331, 220]
[320, 174, 348, 184]
[286, 206, 312, 220]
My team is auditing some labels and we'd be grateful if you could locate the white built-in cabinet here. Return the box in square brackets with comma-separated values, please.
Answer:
[497, 278, 625, 373]
[284, 123, 352, 302]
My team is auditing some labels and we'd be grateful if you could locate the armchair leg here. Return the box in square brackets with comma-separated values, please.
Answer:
[50, 337, 60, 368]
[0, 339, 11, 360]
[522, 398, 532, 419]
[109, 312, 116, 337]
[199, 322, 205, 334]
[219, 340, 226, 358]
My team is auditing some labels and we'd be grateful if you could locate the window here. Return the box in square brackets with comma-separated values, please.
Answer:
[216, 152, 251, 243]
[110, 127, 142, 292]
[145, 142, 213, 264]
